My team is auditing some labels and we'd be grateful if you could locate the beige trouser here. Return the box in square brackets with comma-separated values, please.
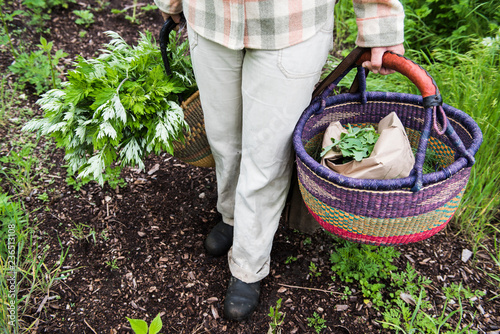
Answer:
[187, 15, 333, 283]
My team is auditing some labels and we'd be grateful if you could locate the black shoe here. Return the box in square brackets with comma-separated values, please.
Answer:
[204, 221, 233, 256]
[224, 276, 261, 321]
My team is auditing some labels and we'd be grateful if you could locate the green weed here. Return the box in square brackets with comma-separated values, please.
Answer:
[111, 0, 157, 24]
[73, 9, 94, 27]
[267, 298, 285, 334]
[9, 37, 67, 95]
[126, 313, 162, 334]
[329, 239, 400, 308]
[69, 222, 97, 243]
[21, 0, 75, 30]
[308, 262, 322, 279]
[0, 194, 72, 333]
[105, 258, 119, 270]
[307, 312, 327, 334]
[0, 142, 40, 197]
[0, 0, 21, 57]
[402, 0, 499, 54]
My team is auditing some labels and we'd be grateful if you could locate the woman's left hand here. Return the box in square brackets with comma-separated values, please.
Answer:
[362, 44, 405, 75]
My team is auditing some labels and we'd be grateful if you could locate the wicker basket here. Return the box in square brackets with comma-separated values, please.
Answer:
[293, 48, 482, 246]
[160, 19, 215, 168]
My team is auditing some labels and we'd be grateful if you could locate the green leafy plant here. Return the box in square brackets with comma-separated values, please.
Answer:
[21, 0, 76, 30]
[9, 37, 67, 95]
[381, 288, 478, 334]
[73, 9, 94, 27]
[267, 298, 285, 334]
[321, 124, 380, 162]
[402, 0, 499, 54]
[307, 312, 327, 334]
[36, 192, 49, 202]
[92, 0, 109, 11]
[0, 76, 25, 127]
[0, 194, 71, 333]
[0, 142, 40, 197]
[70, 222, 97, 243]
[126, 313, 162, 334]
[303, 237, 312, 246]
[23, 30, 196, 185]
[330, 239, 400, 308]
[0, 0, 22, 57]
[111, 0, 157, 24]
[105, 258, 119, 270]
[442, 282, 485, 306]
[341, 286, 352, 301]
[308, 262, 322, 279]
[284, 256, 297, 264]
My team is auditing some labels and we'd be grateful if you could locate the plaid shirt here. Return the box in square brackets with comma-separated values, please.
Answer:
[155, 0, 404, 50]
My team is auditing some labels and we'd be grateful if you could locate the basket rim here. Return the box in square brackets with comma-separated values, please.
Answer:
[293, 91, 483, 191]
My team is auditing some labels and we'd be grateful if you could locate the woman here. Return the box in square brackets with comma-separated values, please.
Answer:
[155, 0, 405, 321]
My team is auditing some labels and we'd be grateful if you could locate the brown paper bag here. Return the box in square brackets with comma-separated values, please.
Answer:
[320, 112, 415, 179]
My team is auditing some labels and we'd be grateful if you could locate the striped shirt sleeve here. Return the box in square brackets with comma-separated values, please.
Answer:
[353, 0, 405, 48]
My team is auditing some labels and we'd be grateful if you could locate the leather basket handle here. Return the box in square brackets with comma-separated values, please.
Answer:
[313, 47, 442, 109]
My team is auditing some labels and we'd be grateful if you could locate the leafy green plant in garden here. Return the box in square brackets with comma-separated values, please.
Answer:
[321, 124, 379, 162]
[0, 76, 24, 126]
[69, 222, 97, 243]
[443, 282, 485, 306]
[0, 0, 22, 57]
[9, 37, 67, 95]
[111, 0, 157, 24]
[267, 298, 285, 334]
[381, 289, 478, 334]
[0, 142, 39, 197]
[402, 0, 500, 54]
[73, 9, 94, 27]
[308, 262, 322, 279]
[329, 239, 483, 332]
[23, 30, 196, 185]
[92, 0, 110, 11]
[105, 258, 119, 270]
[0, 194, 71, 333]
[21, 0, 75, 30]
[307, 312, 327, 334]
[126, 313, 162, 334]
[341, 286, 352, 301]
[329, 239, 400, 308]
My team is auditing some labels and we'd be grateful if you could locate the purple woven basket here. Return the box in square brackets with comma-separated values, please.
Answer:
[293, 49, 483, 246]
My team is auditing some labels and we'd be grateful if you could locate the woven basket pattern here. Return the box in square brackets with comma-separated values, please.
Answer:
[173, 91, 215, 168]
[294, 92, 481, 246]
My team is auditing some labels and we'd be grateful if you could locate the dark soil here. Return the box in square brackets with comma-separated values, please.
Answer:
[1, 1, 499, 333]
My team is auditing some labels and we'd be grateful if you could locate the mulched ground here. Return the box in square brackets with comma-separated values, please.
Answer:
[1, 0, 499, 333]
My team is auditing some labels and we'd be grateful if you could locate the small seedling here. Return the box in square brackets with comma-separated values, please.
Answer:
[126, 313, 162, 334]
[307, 312, 327, 334]
[267, 298, 285, 334]
[303, 237, 312, 246]
[37, 192, 49, 202]
[73, 9, 94, 27]
[284, 256, 297, 264]
[341, 286, 352, 301]
[105, 258, 119, 270]
[308, 262, 322, 279]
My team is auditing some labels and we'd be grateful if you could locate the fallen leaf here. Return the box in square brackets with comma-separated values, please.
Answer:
[400, 292, 416, 306]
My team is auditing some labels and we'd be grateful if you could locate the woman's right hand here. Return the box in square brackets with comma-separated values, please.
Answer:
[160, 11, 182, 23]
